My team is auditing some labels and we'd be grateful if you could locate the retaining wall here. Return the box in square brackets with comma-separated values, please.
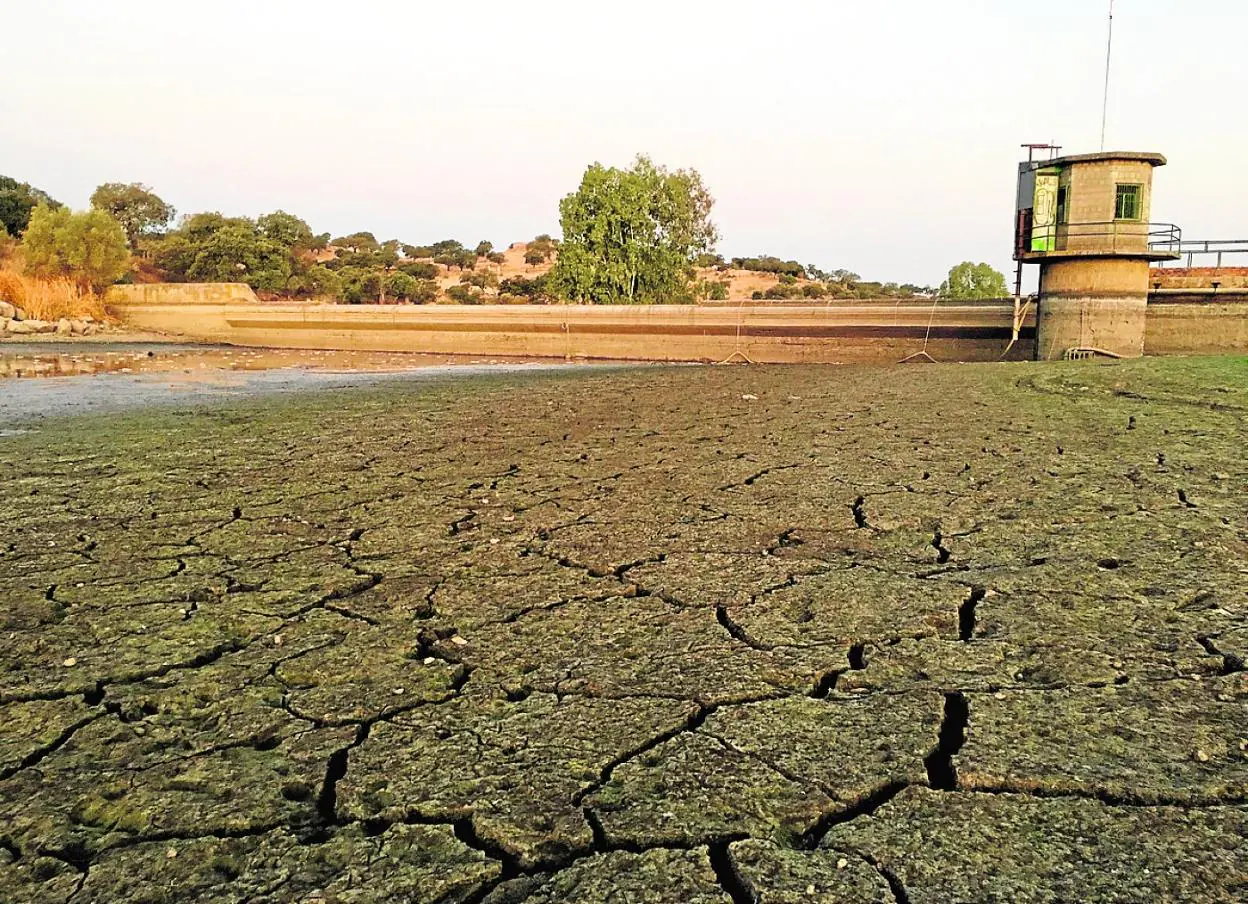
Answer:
[107, 295, 1037, 364]
[1145, 296, 1248, 356]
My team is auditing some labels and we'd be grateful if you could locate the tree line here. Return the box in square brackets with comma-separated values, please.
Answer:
[1, 167, 1008, 303]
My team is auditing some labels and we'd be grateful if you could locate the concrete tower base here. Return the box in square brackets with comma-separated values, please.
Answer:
[1035, 258, 1151, 360]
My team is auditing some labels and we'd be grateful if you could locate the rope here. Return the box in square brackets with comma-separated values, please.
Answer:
[899, 293, 940, 364]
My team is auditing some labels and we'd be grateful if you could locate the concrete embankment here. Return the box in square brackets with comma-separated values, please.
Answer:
[107, 285, 1035, 364]
[107, 283, 1248, 363]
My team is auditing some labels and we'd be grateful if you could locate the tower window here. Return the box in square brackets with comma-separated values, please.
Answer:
[1115, 184, 1142, 221]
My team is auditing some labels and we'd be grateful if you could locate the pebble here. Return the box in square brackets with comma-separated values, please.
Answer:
[273, 634, 284, 647]
[1195, 749, 1210, 763]
[392, 687, 405, 696]
[451, 635, 469, 646]
[424, 657, 437, 666]
[62, 657, 78, 667]
[166, 848, 177, 859]
[741, 394, 759, 401]
[836, 858, 849, 870]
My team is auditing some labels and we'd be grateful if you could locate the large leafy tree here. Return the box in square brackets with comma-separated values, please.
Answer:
[89, 182, 175, 248]
[939, 262, 1009, 300]
[22, 204, 130, 290]
[259, 210, 326, 251]
[550, 155, 719, 304]
[0, 176, 61, 237]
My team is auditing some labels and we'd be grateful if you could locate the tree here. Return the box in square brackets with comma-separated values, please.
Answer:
[524, 248, 547, 267]
[0, 176, 61, 237]
[291, 265, 343, 299]
[551, 155, 718, 304]
[939, 262, 1009, 300]
[89, 183, 175, 248]
[332, 232, 380, 253]
[474, 240, 494, 257]
[258, 210, 318, 250]
[185, 222, 292, 292]
[385, 271, 419, 302]
[21, 204, 130, 290]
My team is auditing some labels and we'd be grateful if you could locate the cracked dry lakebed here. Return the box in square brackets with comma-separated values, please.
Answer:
[1, 356, 1246, 903]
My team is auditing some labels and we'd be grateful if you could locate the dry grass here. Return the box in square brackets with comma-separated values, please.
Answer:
[0, 265, 109, 322]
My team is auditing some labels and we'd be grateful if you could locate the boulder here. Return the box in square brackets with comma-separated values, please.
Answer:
[69, 320, 86, 335]
[0, 318, 11, 334]
[0, 301, 15, 320]
[8, 320, 37, 335]
[56, 318, 73, 336]
[24, 319, 55, 334]
[12, 306, 27, 322]
[83, 323, 99, 336]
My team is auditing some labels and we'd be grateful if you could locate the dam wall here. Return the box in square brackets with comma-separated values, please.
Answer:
[107, 290, 1036, 364]
[108, 284, 1248, 363]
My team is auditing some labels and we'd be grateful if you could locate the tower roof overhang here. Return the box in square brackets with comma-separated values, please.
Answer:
[1046, 151, 1167, 168]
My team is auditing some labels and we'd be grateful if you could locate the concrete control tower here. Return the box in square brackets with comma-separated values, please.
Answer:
[1015, 148, 1181, 359]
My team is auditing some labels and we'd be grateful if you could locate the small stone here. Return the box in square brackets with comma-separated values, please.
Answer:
[391, 687, 405, 696]
[451, 635, 469, 646]
[1194, 749, 1210, 763]
[994, 692, 1007, 700]
[742, 394, 759, 401]
[424, 657, 437, 665]
[1212, 473, 1229, 482]
[165, 848, 177, 859]
[836, 858, 849, 870]
[62, 657, 78, 667]
[272, 634, 284, 647]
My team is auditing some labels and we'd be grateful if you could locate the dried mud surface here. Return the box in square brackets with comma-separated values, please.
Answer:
[1, 357, 1246, 903]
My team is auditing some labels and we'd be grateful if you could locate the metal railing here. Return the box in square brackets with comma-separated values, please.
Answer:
[1025, 220, 1182, 255]
[1152, 239, 1248, 269]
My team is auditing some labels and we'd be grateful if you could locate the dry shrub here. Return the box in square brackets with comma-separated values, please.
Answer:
[0, 265, 109, 322]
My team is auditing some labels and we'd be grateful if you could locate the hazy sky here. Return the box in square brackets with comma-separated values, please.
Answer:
[4, 1, 1244, 286]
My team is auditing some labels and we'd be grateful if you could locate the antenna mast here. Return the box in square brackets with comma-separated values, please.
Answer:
[1100, 0, 1115, 150]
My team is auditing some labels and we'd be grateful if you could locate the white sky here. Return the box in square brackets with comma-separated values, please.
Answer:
[3, 0, 1245, 287]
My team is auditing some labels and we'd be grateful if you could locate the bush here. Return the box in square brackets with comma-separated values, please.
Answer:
[22, 204, 130, 291]
[802, 283, 828, 299]
[524, 248, 547, 267]
[399, 261, 438, 280]
[293, 265, 343, 299]
[487, 251, 506, 264]
[707, 280, 730, 301]
[751, 291, 764, 300]
[731, 256, 805, 278]
[499, 275, 551, 302]
[460, 270, 499, 290]
[446, 284, 483, 304]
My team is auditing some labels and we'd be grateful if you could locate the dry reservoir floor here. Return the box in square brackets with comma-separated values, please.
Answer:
[1, 358, 1246, 903]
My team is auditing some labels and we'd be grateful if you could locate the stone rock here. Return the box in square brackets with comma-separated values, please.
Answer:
[0, 301, 15, 320]
[69, 320, 86, 335]
[56, 318, 73, 336]
[12, 306, 27, 321]
[0, 318, 10, 333]
[25, 319, 55, 334]
[83, 323, 99, 336]
[7, 320, 36, 335]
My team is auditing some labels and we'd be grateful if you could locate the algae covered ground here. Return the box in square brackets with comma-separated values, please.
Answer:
[1, 357, 1246, 903]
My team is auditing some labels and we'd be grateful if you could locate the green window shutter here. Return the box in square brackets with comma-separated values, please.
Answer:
[1115, 185, 1141, 221]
